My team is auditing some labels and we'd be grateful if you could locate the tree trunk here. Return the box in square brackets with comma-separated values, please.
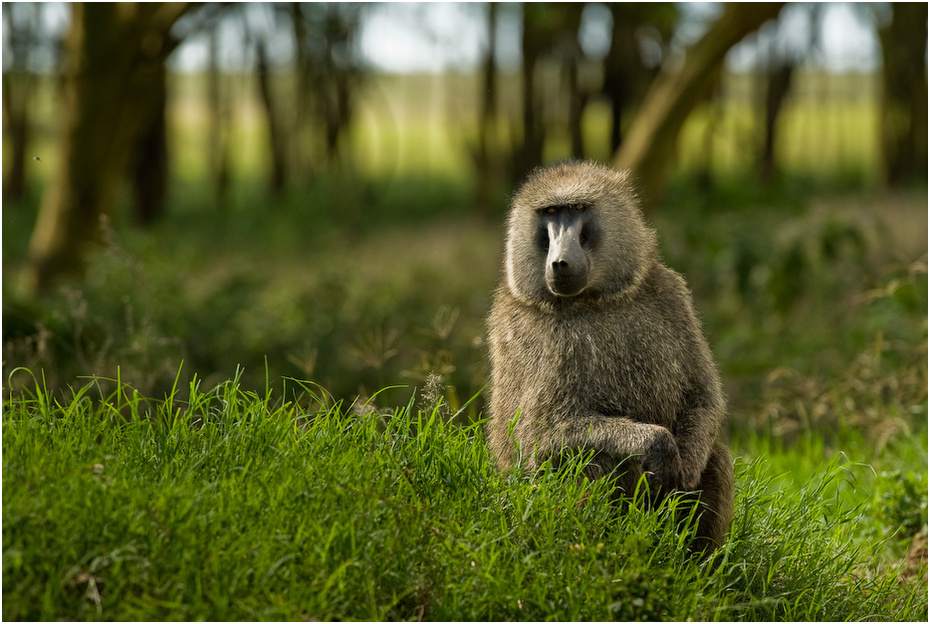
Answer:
[256, 38, 286, 196]
[565, 45, 586, 159]
[326, 72, 350, 162]
[603, 4, 636, 154]
[131, 61, 168, 225]
[559, 4, 586, 160]
[878, 2, 928, 186]
[25, 2, 189, 295]
[514, 3, 547, 184]
[473, 2, 499, 218]
[207, 23, 230, 208]
[602, 4, 676, 156]
[760, 60, 795, 182]
[612, 2, 785, 211]
[290, 2, 312, 179]
[2, 71, 32, 202]
[2, 3, 39, 203]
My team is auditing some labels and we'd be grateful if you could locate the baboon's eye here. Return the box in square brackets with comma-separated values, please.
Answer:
[573, 204, 586, 212]
[543, 206, 558, 215]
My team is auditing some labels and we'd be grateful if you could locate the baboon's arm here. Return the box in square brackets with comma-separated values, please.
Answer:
[549, 414, 683, 493]
[671, 403, 725, 491]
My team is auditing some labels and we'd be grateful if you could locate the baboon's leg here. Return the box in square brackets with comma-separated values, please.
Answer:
[596, 454, 645, 506]
[563, 443, 734, 555]
[689, 442, 735, 556]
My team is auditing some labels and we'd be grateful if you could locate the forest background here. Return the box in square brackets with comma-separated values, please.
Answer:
[1, 2, 927, 620]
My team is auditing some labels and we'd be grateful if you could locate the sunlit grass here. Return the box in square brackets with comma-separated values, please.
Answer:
[679, 99, 881, 183]
[156, 69, 887, 189]
[3, 371, 925, 621]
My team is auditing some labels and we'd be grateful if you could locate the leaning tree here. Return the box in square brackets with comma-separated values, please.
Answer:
[612, 2, 786, 210]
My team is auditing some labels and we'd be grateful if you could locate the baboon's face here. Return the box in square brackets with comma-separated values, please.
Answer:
[536, 203, 598, 297]
[504, 162, 656, 305]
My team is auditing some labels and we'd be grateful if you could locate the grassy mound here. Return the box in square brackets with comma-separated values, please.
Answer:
[3, 371, 925, 621]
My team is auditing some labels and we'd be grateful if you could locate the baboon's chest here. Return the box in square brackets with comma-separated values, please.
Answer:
[542, 309, 685, 418]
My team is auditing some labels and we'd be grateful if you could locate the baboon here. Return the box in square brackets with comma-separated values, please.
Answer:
[486, 161, 733, 554]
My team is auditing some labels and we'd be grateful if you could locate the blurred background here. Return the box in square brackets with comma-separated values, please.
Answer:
[1, 3, 926, 453]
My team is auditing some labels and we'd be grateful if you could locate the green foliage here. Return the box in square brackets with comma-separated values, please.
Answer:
[655, 183, 927, 393]
[2, 175, 495, 409]
[873, 471, 929, 539]
[5, 184, 926, 433]
[3, 372, 926, 621]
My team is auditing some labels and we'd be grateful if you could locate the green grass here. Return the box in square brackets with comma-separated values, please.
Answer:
[3, 370, 926, 621]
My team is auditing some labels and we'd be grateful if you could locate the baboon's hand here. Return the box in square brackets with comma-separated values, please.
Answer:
[641, 427, 683, 494]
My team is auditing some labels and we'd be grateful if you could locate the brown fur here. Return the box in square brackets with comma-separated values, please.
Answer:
[486, 161, 733, 553]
